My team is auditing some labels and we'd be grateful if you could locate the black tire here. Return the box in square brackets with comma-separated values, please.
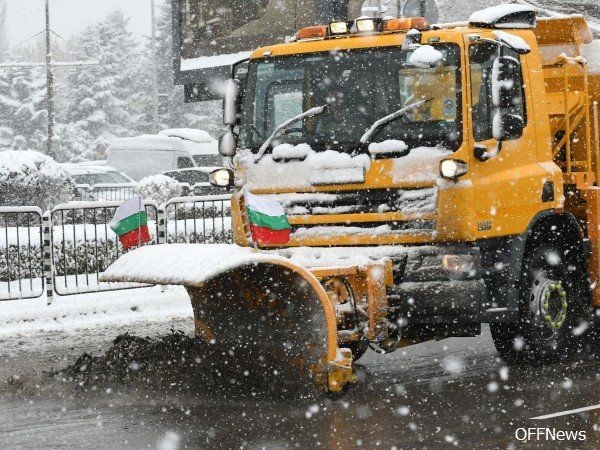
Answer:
[491, 240, 592, 365]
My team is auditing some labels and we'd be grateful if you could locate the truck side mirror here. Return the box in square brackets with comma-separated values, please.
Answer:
[491, 56, 521, 109]
[219, 129, 238, 157]
[223, 79, 240, 126]
[493, 112, 524, 141]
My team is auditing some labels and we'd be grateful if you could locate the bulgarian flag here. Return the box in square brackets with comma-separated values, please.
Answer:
[245, 190, 291, 245]
[109, 197, 152, 250]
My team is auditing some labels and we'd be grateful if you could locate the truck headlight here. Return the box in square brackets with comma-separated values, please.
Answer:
[355, 18, 377, 33]
[329, 21, 349, 35]
[209, 168, 234, 188]
[440, 159, 468, 180]
[442, 255, 474, 273]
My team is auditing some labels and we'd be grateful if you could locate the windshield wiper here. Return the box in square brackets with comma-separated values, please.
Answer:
[360, 98, 432, 145]
[254, 105, 327, 161]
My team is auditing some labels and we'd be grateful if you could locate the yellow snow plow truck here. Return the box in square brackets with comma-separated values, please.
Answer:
[102, 5, 600, 393]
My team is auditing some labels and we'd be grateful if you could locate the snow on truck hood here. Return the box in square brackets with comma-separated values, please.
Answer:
[237, 144, 451, 189]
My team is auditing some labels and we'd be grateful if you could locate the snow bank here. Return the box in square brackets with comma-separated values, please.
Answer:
[0, 286, 192, 339]
[100, 244, 289, 286]
[392, 146, 452, 183]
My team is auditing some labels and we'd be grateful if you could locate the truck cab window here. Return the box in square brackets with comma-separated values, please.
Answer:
[240, 44, 462, 154]
[177, 156, 194, 169]
[469, 43, 525, 142]
[266, 81, 304, 136]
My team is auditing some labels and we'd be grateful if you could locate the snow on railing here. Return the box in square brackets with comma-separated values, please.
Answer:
[0, 194, 233, 303]
[0, 207, 45, 301]
[73, 182, 225, 203]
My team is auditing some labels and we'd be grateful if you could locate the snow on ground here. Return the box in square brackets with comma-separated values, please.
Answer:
[0, 285, 192, 341]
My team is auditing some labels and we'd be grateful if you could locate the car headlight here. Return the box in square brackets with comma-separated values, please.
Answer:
[439, 159, 468, 180]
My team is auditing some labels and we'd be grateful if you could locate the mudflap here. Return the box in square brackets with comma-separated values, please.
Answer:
[186, 259, 355, 394]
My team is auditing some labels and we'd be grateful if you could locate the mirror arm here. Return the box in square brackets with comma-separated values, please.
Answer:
[474, 141, 502, 162]
[474, 144, 490, 162]
[230, 58, 250, 79]
[471, 36, 528, 56]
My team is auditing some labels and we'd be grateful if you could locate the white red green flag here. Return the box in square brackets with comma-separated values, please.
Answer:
[109, 197, 152, 250]
[245, 190, 291, 245]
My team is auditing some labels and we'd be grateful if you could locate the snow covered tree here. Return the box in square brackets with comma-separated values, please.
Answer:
[64, 10, 140, 145]
[0, 149, 74, 210]
[136, 174, 182, 205]
[0, 0, 8, 62]
[0, 64, 47, 153]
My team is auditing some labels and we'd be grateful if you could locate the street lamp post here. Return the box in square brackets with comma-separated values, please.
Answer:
[45, 0, 54, 157]
[150, 0, 160, 133]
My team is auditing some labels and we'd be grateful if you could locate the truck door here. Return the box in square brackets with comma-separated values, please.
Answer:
[466, 37, 545, 238]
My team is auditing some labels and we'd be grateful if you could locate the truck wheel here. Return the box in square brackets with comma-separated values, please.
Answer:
[491, 243, 591, 365]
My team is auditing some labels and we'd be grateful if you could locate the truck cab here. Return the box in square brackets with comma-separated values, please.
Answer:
[218, 5, 600, 362]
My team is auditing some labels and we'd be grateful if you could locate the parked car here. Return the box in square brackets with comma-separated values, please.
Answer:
[161, 167, 224, 196]
[108, 129, 223, 181]
[62, 163, 134, 186]
[62, 163, 136, 202]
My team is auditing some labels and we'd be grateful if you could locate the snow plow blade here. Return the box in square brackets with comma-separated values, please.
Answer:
[100, 244, 355, 393]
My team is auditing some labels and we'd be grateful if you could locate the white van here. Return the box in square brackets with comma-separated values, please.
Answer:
[108, 129, 221, 181]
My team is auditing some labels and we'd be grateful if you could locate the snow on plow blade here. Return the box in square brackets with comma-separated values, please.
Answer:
[100, 244, 354, 393]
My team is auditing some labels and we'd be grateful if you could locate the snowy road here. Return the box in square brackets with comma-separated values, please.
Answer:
[1, 288, 600, 449]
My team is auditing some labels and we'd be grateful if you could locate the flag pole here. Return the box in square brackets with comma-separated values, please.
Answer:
[244, 188, 260, 253]
[137, 196, 142, 249]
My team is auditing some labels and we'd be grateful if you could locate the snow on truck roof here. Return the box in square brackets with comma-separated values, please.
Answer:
[109, 132, 217, 155]
[469, 5, 536, 29]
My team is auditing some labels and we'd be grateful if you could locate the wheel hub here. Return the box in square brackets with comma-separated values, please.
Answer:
[532, 276, 568, 330]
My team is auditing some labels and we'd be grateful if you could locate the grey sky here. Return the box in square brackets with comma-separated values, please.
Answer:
[6, 0, 156, 49]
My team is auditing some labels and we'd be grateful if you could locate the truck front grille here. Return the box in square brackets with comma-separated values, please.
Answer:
[265, 188, 437, 217]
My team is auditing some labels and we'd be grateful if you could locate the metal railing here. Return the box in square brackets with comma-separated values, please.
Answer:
[0, 194, 234, 302]
[0, 207, 45, 301]
[50, 200, 159, 296]
[164, 194, 232, 244]
[73, 183, 226, 202]
[74, 184, 138, 202]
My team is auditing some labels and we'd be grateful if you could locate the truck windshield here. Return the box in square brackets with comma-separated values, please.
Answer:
[240, 44, 462, 154]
